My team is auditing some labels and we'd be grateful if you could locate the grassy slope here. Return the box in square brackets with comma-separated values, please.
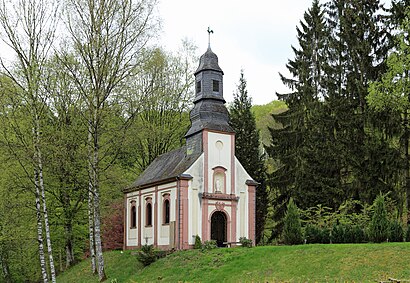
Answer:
[58, 243, 410, 283]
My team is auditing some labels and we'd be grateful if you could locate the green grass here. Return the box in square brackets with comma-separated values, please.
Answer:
[58, 243, 410, 282]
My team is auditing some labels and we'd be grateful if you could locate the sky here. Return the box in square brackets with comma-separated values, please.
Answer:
[158, 0, 317, 105]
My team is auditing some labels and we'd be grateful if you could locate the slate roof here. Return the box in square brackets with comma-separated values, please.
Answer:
[125, 146, 200, 192]
[194, 47, 223, 75]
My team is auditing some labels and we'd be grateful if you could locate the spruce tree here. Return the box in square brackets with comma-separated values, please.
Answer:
[229, 70, 268, 244]
[325, 0, 396, 204]
[283, 198, 303, 245]
[369, 194, 389, 243]
[266, 0, 339, 214]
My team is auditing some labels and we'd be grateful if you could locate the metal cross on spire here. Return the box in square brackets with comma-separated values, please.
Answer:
[207, 27, 214, 48]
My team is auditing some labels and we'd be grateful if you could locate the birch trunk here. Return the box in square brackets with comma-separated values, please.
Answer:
[35, 120, 56, 283]
[92, 108, 106, 282]
[34, 167, 49, 283]
[88, 125, 97, 274]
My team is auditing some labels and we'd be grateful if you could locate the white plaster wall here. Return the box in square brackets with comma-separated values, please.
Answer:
[141, 188, 155, 245]
[207, 132, 232, 194]
[235, 157, 252, 240]
[158, 188, 177, 246]
[184, 154, 204, 245]
[125, 193, 139, 247]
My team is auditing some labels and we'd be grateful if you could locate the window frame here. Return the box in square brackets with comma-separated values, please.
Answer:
[163, 193, 171, 225]
[196, 80, 201, 94]
[145, 197, 153, 227]
[212, 80, 219, 92]
[130, 200, 137, 229]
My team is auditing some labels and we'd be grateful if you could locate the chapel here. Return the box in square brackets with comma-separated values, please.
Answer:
[123, 42, 257, 250]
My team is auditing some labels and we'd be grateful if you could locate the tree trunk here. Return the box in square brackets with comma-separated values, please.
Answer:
[0, 245, 12, 283]
[404, 110, 410, 224]
[64, 222, 75, 268]
[35, 119, 56, 283]
[92, 108, 106, 282]
[88, 126, 97, 274]
[34, 168, 49, 283]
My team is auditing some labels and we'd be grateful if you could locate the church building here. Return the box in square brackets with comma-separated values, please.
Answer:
[123, 42, 257, 250]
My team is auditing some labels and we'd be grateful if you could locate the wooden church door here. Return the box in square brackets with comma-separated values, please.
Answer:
[211, 211, 227, 247]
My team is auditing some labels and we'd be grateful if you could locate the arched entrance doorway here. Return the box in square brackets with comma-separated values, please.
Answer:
[211, 211, 227, 247]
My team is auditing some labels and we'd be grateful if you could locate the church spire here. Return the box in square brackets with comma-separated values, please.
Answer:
[185, 38, 234, 154]
[207, 27, 213, 48]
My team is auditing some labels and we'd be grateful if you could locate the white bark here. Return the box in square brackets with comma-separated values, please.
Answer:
[34, 168, 49, 283]
[91, 108, 106, 282]
[35, 120, 56, 283]
[87, 126, 97, 274]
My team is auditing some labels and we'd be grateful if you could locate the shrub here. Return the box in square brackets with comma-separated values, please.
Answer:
[331, 224, 345, 243]
[304, 224, 322, 244]
[369, 194, 389, 243]
[283, 198, 303, 245]
[239, 237, 253, 247]
[137, 244, 157, 267]
[352, 225, 366, 243]
[202, 240, 217, 250]
[389, 220, 404, 242]
[406, 225, 410, 242]
[321, 227, 331, 244]
[194, 235, 202, 249]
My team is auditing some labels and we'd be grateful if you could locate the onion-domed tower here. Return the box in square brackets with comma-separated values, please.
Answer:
[185, 46, 234, 155]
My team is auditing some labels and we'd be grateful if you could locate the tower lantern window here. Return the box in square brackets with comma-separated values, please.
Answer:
[213, 80, 219, 92]
[196, 81, 201, 94]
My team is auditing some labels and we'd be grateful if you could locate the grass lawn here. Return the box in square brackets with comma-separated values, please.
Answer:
[58, 242, 410, 282]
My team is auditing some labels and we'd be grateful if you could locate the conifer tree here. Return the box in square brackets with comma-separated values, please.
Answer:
[369, 194, 389, 243]
[283, 198, 303, 245]
[230, 70, 268, 244]
[266, 0, 337, 215]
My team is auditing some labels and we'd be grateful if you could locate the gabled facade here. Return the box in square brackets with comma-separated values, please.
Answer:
[123, 45, 257, 250]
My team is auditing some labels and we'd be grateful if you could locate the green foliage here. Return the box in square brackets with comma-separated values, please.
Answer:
[202, 240, 217, 250]
[229, 70, 268, 245]
[283, 198, 303, 245]
[389, 220, 404, 242]
[137, 244, 157, 267]
[304, 224, 331, 244]
[194, 235, 202, 249]
[369, 194, 390, 243]
[239, 237, 253, 248]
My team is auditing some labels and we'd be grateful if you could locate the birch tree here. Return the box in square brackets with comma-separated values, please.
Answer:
[0, 0, 59, 282]
[61, 0, 159, 280]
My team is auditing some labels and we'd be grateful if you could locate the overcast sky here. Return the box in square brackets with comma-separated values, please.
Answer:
[158, 0, 317, 105]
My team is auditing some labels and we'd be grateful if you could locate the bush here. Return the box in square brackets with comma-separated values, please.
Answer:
[352, 225, 366, 243]
[406, 226, 410, 242]
[331, 224, 345, 243]
[389, 220, 404, 242]
[239, 237, 253, 247]
[304, 224, 322, 244]
[369, 194, 389, 243]
[283, 198, 303, 245]
[202, 240, 217, 250]
[194, 235, 202, 249]
[321, 227, 331, 244]
[137, 244, 157, 267]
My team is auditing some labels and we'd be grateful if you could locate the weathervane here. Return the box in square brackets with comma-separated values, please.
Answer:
[207, 27, 214, 48]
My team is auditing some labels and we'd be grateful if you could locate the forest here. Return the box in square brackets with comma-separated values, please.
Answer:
[0, 0, 410, 282]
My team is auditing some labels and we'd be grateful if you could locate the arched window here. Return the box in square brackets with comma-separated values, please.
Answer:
[130, 201, 137, 229]
[163, 199, 170, 224]
[146, 198, 152, 227]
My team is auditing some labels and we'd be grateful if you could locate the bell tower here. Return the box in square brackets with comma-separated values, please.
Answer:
[185, 41, 234, 155]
